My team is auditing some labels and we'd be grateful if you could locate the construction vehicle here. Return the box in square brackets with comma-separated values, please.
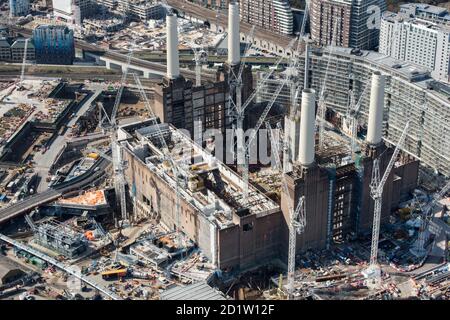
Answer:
[101, 268, 128, 280]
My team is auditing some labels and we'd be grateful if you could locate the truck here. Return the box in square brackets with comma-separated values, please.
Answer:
[101, 268, 127, 280]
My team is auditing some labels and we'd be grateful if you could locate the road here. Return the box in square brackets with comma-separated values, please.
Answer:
[0, 232, 121, 300]
[134, 52, 285, 65]
[33, 87, 103, 192]
[0, 74, 161, 87]
[0, 156, 110, 225]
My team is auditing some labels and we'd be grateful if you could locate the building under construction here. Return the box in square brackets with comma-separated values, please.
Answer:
[123, 3, 420, 271]
[278, 72, 419, 256]
[258, 46, 450, 177]
[153, 8, 253, 146]
[121, 121, 281, 271]
[32, 220, 87, 258]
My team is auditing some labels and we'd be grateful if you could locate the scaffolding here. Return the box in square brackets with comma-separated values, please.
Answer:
[34, 220, 86, 259]
[286, 46, 450, 177]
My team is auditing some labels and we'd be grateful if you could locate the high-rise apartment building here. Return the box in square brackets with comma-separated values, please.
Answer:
[310, 0, 352, 47]
[240, 0, 294, 35]
[9, 0, 29, 17]
[310, 0, 386, 49]
[379, 11, 450, 84]
[32, 25, 75, 65]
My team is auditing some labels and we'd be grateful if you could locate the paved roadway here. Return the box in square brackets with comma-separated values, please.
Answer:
[134, 52, 284, 65]
[34, 87, 103, 192]
[0, 85, 111, 224]
[0, 157, 110, 225]
[0, 74, 161, 87]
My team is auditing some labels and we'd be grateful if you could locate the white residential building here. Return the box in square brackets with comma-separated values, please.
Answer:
[380, 11, 450, 84]
[399, 3, 450, 27]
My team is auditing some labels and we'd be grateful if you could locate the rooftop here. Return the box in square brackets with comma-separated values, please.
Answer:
[400, 3, 450, 18]
[58, 189, 108, 207]
[121, 121, 279, 230]
[11, 38, 35, 49]
[160, 281, 228, 300]
[382, 11, 450, 33]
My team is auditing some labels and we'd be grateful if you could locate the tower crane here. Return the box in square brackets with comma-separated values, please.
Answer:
[344, 80, 370, 155]
[316, 17, 339, 151]
[411, 180, 450, 257]
[239, 76, 289, 202]
[18, 38, 28, 88]
[299, 0, 310, 38]
[266, 121, 306, 300]
[232, 37, 296, 117]
[230, 37, 297, 204]
[189, 31, 208, 86]
[101, 49, 134, 227]
[131, 73, 184, 245]
[365, 121, 410, 278]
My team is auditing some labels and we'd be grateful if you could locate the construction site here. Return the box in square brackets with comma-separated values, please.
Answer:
[0, 1, 448, 301]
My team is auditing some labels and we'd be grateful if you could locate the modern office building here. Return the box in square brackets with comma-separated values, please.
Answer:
[10, 38, 35, 62]
[240, 0, 294, 35]
[9, 0, 29, 17]
[0, 37, 36, 62]
[379, 11, 450, 84]
[52, 0, 95, 24]
[310, 0, 386, 49]
[32, 25, 75, 65]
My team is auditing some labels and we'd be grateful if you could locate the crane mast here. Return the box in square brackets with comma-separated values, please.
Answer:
[316, 17, 340, 151]
[344, 81, 370, 155]
[19, 38, 28, 87]
[366, 121, 410, 276]
[266, 121, 306, 300]
[411, 180, 450, 257]
[238, 76, 289, 205]
[230, 36, 296, 204]
[108, 49, 133, 225]
[132, 74, 184, 245]
[190, 30, 208, 87]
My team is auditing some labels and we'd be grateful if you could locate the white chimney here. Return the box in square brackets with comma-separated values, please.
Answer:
[166, 13, 180, 79]
[366, 71, 385, 145]
[227, 2, 240, 66]
[298, 89, 316, 166]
